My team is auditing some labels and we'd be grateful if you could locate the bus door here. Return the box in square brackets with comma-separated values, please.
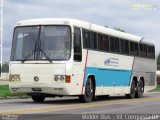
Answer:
[72, 27, 84, 94]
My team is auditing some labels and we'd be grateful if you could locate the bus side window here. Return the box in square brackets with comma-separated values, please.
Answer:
[148, 45, 155, 59]
[74, 27, 82, 62]
[83, 29, 90, 49]
[120, 39, 129, 55]
[140, 43, 147, 58]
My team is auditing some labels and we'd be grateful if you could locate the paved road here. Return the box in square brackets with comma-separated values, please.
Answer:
[0, 80, 9, 85]
[0, 92, 160, 120]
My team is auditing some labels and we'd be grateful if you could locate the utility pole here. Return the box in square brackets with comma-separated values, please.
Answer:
[0, 0, 3, 77]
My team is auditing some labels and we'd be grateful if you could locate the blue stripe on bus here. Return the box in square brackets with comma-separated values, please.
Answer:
[84, 67, 132, 87]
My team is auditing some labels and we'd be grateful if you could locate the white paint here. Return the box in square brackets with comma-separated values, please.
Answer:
[156, 71, 160, 77]
[9, 18, 156, 98]
[1, 73, 9, 80]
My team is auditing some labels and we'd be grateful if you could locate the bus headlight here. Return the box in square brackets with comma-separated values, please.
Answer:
[60, 76, 65, 82]
[9, 74, 21, 82]
[54, 76, 59, 81]
[54, 75, 65, 82]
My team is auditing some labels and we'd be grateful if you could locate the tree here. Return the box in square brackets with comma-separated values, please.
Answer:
[157, 53, 160, 70]
[104, 26, 125, 32]
[2, 62, 9, 73]
[114, 28, 125, 32]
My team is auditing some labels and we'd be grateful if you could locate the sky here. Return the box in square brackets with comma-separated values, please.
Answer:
[2, 0, 160, 62]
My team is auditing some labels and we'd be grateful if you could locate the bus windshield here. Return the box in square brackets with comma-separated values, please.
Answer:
[11, 25, 71, 61]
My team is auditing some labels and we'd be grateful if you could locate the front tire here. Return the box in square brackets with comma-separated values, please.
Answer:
[31, 96, 45, 103]
[126, 80, 136, 99]
[79, 78, 94, 103]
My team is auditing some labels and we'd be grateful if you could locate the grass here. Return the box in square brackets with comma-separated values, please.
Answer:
[0, 85, 29, 99]
[153, 85, 160, 92]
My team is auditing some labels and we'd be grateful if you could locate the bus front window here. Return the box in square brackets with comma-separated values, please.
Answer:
[11, 26, 71, 61]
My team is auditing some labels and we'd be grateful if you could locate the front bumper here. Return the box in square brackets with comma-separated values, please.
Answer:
[9, 82, 71, 95]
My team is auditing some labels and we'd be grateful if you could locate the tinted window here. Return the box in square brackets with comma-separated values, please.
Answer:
[130, 42, 139, 56]
[120, 39, 129, 54]
[110, 36, 120, 53]
[110, 36, 115, 52]
[103, 35, 109, 52]
[148, 45, 155, 59]
[98, 34, 103, 50]
[140, 43, 147, 57]
[90, 32, 97, 49]
[134, 43, 139, 56]
[74, 27, 82, 61]
[83, 29, 90, 48]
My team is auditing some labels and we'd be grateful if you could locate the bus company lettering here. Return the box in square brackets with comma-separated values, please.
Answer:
[104, 57, 119, 67]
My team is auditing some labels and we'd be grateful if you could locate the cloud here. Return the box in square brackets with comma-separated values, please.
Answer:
[2, 0, 160, 61]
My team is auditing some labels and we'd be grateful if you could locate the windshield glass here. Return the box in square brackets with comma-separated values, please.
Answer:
[11, 26, 71, 61]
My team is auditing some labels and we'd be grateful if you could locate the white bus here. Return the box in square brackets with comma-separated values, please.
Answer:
[9, 18, 156, 103]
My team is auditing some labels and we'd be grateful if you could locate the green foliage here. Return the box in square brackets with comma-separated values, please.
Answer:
[157, 53, 160, 70]
[0, 85, 29, 99]
[154, 85, 160, 92]
[114, 28, 125, 32]
[0, 85, 11, 98]
[2, 62, 9, 73]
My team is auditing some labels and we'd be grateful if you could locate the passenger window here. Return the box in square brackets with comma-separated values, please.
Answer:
[120, 39, 129, 54]
[130, 42, 135, 56]
[83, 29, 90, 49]
[110, 36, 120, 53]
[74, 27, 82, 61]
[90, 32, 97, 50]
[148, 45, 155, 59]
[130, 42, 139, 56]
[114, 38, 120, 53]
[134, 42, 139, 56]
[103, 35, 109, 52]
[139, 43, 147, 57]
[98, 34, 103, 51]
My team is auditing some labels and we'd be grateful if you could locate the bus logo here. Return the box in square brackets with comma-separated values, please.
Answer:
[34, 76, 39, 82]
[104, 57, 119, 67]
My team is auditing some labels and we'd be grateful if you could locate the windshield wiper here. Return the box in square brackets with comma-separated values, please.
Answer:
[21, 49, 52, 63]
[22, 26, 52, 63]
[22, 41, 52, 63]
[36, 48, 52, 63]
[21, 50, 34, 63]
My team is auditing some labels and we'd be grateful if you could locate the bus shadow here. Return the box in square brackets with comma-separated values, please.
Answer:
[35, 95, 150, 105]
[12, 94, 150, 105]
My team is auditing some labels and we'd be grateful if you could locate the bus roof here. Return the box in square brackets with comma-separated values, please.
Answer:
[16, 18, 154, 45]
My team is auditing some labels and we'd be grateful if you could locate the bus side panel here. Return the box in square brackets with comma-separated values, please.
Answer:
[132, 57, 156, 92]
[83, 51, 134, 96]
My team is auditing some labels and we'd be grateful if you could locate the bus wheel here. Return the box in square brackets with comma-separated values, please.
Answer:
[79, 78, 94, 103]
[31, 96, 45, 103]
[135, 80, 144, 98]
[126, 80, 136, 99]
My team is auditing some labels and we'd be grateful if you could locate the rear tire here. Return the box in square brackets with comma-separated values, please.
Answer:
[31, 96, 45, 103]
[79, 78, 94, 103]
[135, 80, 144, 98]
[126, 80, 136, 99]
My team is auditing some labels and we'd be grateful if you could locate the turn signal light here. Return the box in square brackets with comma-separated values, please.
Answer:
[65, 75, 71, 83]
